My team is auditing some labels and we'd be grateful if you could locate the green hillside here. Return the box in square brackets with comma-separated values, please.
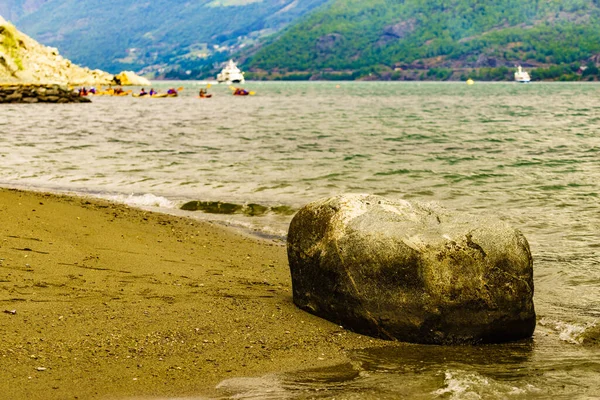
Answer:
[10, 0, 328, 76]
[246, 0, 600, 81]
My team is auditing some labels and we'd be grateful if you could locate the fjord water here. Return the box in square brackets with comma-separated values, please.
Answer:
[1, 82, 599, 398]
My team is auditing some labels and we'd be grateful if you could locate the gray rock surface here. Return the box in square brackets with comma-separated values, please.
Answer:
[0, 83, 91, 103]
[287, 193, 535, 344]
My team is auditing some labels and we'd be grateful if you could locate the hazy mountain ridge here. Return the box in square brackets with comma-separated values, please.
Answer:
[0, 0, 50, 22]
[7, 0, 600, 81]
[10, 0, 328, 77]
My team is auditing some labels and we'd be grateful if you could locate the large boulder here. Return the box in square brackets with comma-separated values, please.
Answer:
[287, 194, 535, 344]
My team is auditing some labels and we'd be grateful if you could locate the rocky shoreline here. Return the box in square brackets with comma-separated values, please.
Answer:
[0, 83, 89, 103]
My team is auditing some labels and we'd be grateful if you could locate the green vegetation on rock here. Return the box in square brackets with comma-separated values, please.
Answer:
[0, 22, 24, 71]
[180, 200, 295, 216]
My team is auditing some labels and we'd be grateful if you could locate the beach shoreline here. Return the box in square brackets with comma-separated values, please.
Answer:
[0, 188, 386, 399]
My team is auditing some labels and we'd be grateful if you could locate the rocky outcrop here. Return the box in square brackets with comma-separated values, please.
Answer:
[0, 83, 90, 103]
[377, 19, 417, 47]
[287, 193, 536, 345]
[113, 70, 151, 86]
[475, 54, 499, 68]
[381, 19, 416, 40]
[316, 34, 344, 54]
[0, 15, 113, 85]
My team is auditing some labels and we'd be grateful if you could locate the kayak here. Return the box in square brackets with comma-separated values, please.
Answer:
[132, 93, 176, 98]
[230, 85, 254, 96]
[94, 91, 131, 96]
[198, 94, 213, 98]
[232, 90, 255, 96]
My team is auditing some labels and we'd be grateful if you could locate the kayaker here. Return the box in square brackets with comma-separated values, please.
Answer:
[233, 87, 248, 96]
[149, 88, 157, 96]
[167, 88, 177, 95]
[139, 88, 148, 96]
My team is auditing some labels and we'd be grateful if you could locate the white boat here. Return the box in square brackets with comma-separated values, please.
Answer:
[514, 65, 531, 83]
[216, 60, 245, 84]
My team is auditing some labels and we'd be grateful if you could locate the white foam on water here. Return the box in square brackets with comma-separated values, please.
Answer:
[432, 369, 540, 400]
[102, 192, 176, 209]
[538, 318, 597, 345]
[433, 370, 487, 400]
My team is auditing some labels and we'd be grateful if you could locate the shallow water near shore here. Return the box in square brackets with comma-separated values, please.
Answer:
[1, 81, 599, 398]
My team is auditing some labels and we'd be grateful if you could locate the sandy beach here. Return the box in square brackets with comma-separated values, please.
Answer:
[0, 188, 386, 399]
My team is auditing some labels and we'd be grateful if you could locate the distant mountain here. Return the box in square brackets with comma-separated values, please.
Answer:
[245, 0, 600, 81]
[0, 0, 50, 22]
[8, 0, 600, 81]
[8, 0, 328, 78]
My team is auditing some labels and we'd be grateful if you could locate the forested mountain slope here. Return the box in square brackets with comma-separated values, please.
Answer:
[246, 0, 600, 81]
[9, 0, 328, 76]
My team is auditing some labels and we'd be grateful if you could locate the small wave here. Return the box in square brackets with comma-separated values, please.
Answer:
[433, 370, 488, 400]
[374, 169, 411, 176]
[104, 193, 175, 209]
[343, 154, 369, 161]
[433, 369, 540, 399]
[539, 318, 598, 345]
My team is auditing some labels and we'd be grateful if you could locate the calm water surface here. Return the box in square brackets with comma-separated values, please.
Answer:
[1, 82, 599, 398]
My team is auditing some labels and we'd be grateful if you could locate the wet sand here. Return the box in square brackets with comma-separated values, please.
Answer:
[0, 188, 386, 399]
